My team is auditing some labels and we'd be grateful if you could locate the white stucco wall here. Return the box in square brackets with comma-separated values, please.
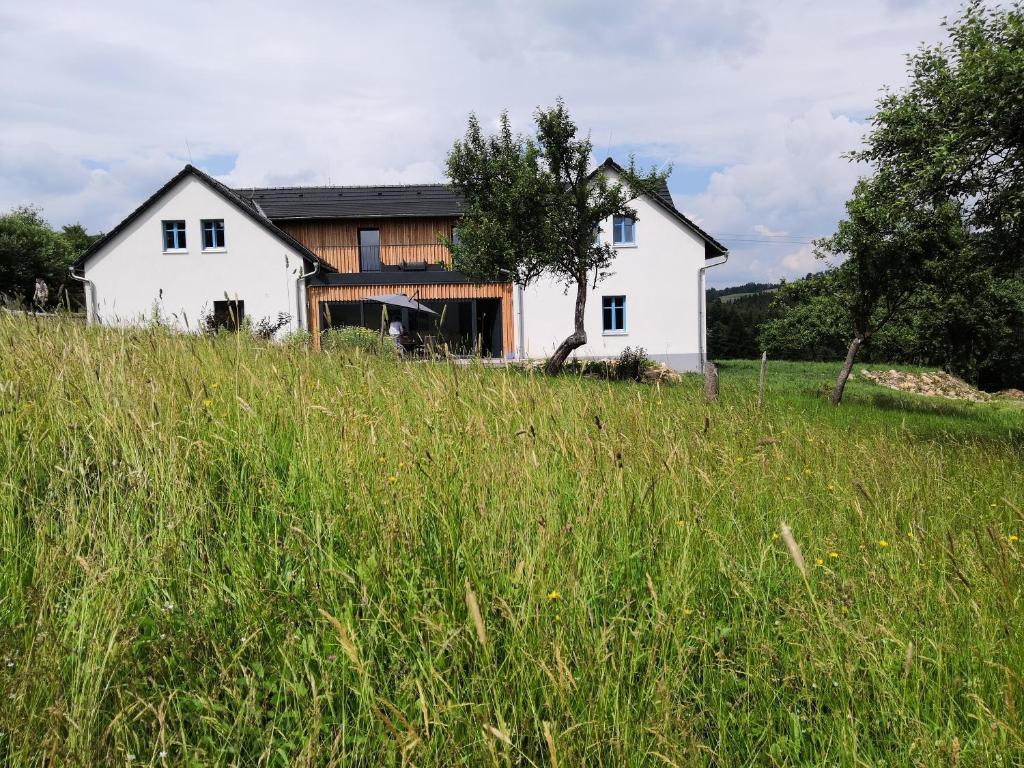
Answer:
[82, 174, 308, 336]
[515, 181, 717, 372]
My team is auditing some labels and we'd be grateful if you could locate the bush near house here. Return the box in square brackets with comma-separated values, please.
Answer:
[320, 325, 398, 357]
[0, 207, 99, 308]
[0, 315, 1021, 766]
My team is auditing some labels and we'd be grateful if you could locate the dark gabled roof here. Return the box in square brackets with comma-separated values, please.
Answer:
[232, 183, 464, 221]
[73, 165, 335, 271]
[652, 178, 675, 209]
[598, 158, 728, 256]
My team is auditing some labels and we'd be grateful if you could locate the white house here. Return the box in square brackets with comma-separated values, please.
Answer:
[516, 159, 728, 371]
[73, 159, 728, 367]
[71, 165, 327, 335]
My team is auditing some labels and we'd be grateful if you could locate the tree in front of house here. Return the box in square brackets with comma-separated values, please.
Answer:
[0, 207, 99, 309]
[445, 99, 668, 374]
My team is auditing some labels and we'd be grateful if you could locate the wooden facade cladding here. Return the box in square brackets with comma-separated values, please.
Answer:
[278, 218, 455, 273]
[307, 282, 514, 355]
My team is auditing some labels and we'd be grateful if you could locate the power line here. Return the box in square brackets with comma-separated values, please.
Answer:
[718, 237, 818, 246]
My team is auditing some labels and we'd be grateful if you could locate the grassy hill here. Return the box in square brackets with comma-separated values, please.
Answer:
[0, 316, 1021, 765]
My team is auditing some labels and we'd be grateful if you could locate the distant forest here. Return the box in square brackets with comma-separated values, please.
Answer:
[706, 282, 778, 359]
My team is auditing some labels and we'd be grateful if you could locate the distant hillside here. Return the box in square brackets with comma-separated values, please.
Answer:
[707, 282, 779, 301]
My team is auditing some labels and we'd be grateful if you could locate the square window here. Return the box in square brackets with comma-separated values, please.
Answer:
[602, 295, 626, 332]
[202, 219, 225, 250]
[612, 215, 635, 245]
[162, 220, 186, 250]
[211, 299, 244, 331]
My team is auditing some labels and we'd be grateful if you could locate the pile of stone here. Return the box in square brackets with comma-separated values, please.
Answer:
[995, 388, 1024, 401]
[859, 369, 991, 402]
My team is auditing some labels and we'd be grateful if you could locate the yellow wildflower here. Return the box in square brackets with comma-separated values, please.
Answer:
[829, 551, 840, 559]
[203, 399, 212, 408]
[827, 484, 835, 491]
[683, 608, 693, 616]
[387, 475, 397, 483]
[1009, 535, 1019, 543]
[804, 468, 812, 475]
[771, 532, 779, 540]
[784, 475, 793, 482]
[815, 558, 824, 567]
[878, 539, 889, 548]
[547, 590, 560, 602]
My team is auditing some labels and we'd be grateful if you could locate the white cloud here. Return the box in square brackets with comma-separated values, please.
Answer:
[0, 0, 961, 284]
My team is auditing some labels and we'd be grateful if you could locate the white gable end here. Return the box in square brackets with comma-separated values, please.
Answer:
[82, 174, 308, 335]
[515, 170, 724, 372]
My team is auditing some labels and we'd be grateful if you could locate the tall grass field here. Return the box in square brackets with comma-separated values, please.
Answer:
[0, 315, 1022, 766]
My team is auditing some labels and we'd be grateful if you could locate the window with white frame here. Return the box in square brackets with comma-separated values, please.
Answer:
[602, 295, 626, 333]
[202, 219, 225, 250]
[612, 215, 635, 245]
[162, 220, 187, 251]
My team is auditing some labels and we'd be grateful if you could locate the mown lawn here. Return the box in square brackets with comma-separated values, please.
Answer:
[0, 316, 1021, 766]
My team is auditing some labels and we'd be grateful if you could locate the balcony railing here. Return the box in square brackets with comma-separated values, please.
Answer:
[311, 243, 454, 273]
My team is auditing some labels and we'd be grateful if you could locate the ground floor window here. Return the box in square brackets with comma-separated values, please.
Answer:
[602, 295, 626, 333]
[320, 298, 503, 357]
[212, 299, 244, 331]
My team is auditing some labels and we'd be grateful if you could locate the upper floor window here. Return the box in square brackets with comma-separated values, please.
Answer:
[359, 228, 381, 272]
[612, 216, 636, 246]
[202, 219, 225, 250]
[451, 227, 461, 246]
[162, 220, 186, 251]
[603, 295, 626, 333]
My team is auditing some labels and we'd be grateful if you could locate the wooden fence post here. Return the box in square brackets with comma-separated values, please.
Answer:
[757, 351, 767, 409]
[703, 361, 719, 402]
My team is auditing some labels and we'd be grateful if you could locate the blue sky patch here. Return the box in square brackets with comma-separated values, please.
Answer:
[197, 152, 238, 176]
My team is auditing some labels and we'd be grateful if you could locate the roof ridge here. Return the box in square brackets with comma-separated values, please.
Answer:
[235, 181, 453, 194]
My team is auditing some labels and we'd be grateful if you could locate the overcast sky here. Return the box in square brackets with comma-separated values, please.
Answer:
[0, 0, 963, 286]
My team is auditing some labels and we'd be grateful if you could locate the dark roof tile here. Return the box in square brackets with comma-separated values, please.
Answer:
[233, 184, 464, 220]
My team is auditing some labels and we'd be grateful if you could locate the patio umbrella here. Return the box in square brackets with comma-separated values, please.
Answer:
[364, 293, 438, 316]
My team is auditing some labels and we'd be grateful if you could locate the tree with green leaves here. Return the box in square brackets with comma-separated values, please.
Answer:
[852, 1, 1024, 270]
[0, 207, 70, 308]
[813, 175, 966, 404]
[445, 100, 668, 374]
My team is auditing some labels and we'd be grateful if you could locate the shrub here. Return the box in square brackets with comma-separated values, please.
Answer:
[280, 329, 312, 348]
[616, 346, 651, 382]
[321, 326, 397, 357]
[552, 347, 656, 383]
[252, 313, 291, 340]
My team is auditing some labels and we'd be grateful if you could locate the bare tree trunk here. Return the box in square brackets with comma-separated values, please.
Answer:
[544, 277, 588, 375]
[703, 361, 719, 402]
[831, 335, 864, 405]
[757, 351, 767, 409]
